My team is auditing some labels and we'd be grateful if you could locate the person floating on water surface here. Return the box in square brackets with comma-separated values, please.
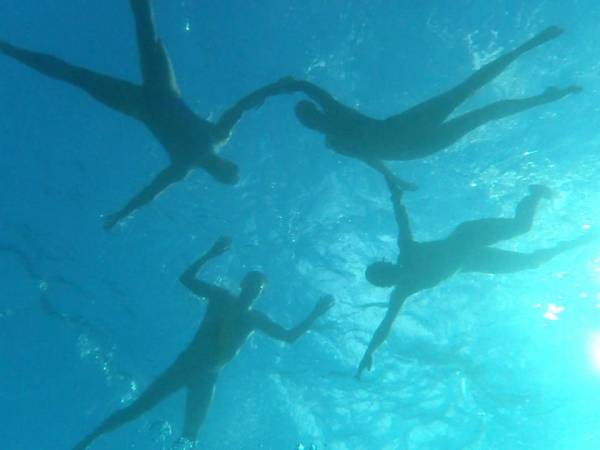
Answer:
[356, 174, 593, 378]
[0, 0, 291, 229]
[281, 27, 581, 184]
[72, 237, 334, 449]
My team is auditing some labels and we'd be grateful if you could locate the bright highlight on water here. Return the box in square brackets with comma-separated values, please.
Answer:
[591, 334, 600, 373]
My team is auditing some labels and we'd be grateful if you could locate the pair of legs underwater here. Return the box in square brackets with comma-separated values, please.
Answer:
[451, 185, 587, 274]
[73, 359, 216, 450]
[0, 0, 164, 123]
[292, 26, 580, 168]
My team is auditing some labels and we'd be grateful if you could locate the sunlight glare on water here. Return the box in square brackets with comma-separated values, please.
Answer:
[591, 334, 600, 373]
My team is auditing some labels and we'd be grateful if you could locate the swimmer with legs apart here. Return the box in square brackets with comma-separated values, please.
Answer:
[0, 0, 291, 229]
[281, 27, 580, 186]
[357, 175, 593, 378]
[72, 237, 334, 449]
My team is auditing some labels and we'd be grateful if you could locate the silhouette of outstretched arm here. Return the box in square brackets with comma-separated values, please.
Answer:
[179, 236, 232, 301]
[214, 78, 295, 141]
[253, 295, 334, 343]
[382, 173, 414, 251]
[104, 164, 188, 229]
[357, 290, 406, 378]
[284, 79, 342, 114]
[364, 159, 418, 192]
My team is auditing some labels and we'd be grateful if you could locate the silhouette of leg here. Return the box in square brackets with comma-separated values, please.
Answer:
[0, 41, 143, 118]
[129, 0, 179, 94]
[72, 364, 184, 450]
[181, 371, 218, 441]
[462, 236, 590, 274]
[449, 185, 551, 247]
[387, 26, 564, 129]
[434, 85, 580, 148]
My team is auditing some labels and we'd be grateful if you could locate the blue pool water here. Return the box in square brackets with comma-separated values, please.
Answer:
[1, 1, 599, 449]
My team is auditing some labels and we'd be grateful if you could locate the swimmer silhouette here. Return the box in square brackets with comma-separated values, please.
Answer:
[72, 237, 334, 449]
[356, 176, 592, 378]
[0, 0, 290, 229]
[283, 27, 580, 184]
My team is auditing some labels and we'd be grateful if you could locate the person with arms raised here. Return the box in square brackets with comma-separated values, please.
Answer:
[0, 0, 290, 229]
[72, 236, 334, 449]
[357, 175, 593, 378]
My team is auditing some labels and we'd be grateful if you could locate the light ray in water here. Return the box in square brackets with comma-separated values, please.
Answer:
[591, 334, 600, 373]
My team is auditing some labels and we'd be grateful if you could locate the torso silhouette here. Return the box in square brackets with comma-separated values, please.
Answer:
[325, 111, 451, 161]
[177, 293, 257, 372]
[140, 91, 218, 166]
[400, 239, 466, 294]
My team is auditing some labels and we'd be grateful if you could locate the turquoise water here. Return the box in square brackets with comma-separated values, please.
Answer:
[1, 1, 599, 449]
